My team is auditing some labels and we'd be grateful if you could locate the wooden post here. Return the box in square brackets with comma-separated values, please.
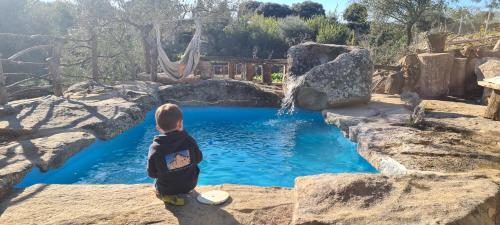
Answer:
[228, 62, 236, 79]
[140, 28, 152, 74]
[198, 61, 213, 80]
[244, 63, 255, 81]
[263, 63, 272, 84]
[484, 89, 500, 121]
[0, 53, 8, 105]
[48, 39, 64, 96]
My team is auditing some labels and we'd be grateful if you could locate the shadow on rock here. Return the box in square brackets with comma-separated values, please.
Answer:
[164, 193, 240, 225]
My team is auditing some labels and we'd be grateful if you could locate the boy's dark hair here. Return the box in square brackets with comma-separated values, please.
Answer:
[155, 103, 183, 131]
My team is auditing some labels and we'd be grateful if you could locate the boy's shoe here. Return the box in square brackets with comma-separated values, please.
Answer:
[158, 195, 186, 206]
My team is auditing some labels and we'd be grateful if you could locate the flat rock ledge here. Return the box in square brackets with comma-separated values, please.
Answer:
[323, 94, 500, 175]
[0, 184, 293, 225]
[0, 80, 280, 200]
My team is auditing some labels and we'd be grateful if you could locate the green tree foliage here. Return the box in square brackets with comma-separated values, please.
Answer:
[224, 15, 288, 58]
[291, 1, 325, 19]
[238, 1, 262, 16]
[278, 16, 314, 46]
[361, 0, 441, 46]
[343, 3, 370, 34]
[256, 3, 292, 18]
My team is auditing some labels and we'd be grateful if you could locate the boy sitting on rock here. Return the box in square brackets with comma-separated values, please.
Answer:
[147, 103, 203, 206]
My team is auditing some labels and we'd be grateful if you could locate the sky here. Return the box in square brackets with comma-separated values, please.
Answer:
[40, 0, 489, 14]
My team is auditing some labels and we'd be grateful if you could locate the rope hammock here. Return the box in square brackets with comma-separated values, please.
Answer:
[155, 20, 202, 80]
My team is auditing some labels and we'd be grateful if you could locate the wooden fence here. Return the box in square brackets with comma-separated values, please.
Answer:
[198, 56, 288, 85]
[0, 33, 64, 103]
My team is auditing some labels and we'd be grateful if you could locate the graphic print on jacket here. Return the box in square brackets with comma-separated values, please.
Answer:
[147, 130, 203, 195]
[165, 150, 191, 170]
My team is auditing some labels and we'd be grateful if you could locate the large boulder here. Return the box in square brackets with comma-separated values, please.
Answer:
[475, 58, 500, 104]
[476, 57, 500, 81]
[284, 42, 373, 110]
[384, 71, 404, 94]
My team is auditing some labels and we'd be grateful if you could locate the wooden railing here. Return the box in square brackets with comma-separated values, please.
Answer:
[198, 56, 287, 85]
[0, 33, 64, 103]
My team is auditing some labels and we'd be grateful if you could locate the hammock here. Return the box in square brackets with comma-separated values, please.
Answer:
[155, 21, 202, 80]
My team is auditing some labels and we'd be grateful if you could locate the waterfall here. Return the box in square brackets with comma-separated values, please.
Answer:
[278, 75, 306, 115]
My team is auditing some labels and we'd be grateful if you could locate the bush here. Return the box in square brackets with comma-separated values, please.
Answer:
[256, 3, 292, 18]
[238, 1, 262, 17]
[316, 23, 350, 44]
[272, 72, 283, 83]
[278, 16, 314, 46]
[306, 15, 338, 39]
[291, 1, 325, 19]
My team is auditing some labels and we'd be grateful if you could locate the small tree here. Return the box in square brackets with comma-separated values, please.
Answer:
[278, 16, 315, 46]
[362, 0, 441, 46]
[114, 0, 184, 81]
[343, 3, 370, 34]
[74, 0, 115, 81]
[238, 1, 262, 17]
[256, 3, 292, 18]
[316, 23, 350, 45]
[291, 1, 325, 19]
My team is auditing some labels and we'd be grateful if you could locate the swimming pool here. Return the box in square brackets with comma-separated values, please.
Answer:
[18, 107, 376, 188]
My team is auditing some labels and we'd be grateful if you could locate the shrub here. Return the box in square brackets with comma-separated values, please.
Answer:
[306, 15, 338, 39]
[316, 23, 350, 44]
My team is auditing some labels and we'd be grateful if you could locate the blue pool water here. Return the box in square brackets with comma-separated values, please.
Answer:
[18, 107, 377, 188]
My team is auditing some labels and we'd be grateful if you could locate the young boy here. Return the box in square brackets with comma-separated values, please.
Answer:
[147, 103, 202, 206]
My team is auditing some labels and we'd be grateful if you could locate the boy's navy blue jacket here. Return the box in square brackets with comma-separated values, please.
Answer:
[147, 130, 202, 195]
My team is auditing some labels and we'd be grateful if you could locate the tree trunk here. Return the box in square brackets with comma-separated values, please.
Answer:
[458, 13, 463, 35]
[484, 89, 500, 121]
[48, 39, 64, 96]
[90, 28, 99, 82]
[405, 23, 413, 46]
[150, 35, 158, 82]
[485, 10, 491, 34]
[141, 29, 152, 75]
[0, 53, 7, 105]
